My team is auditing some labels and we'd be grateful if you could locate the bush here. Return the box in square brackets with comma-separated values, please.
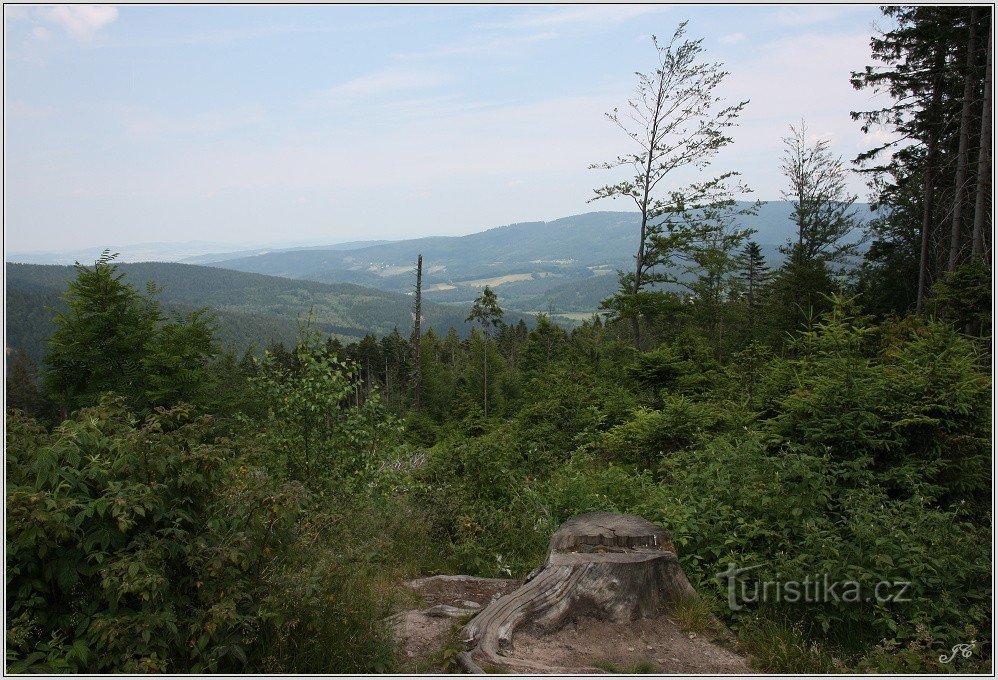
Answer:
[5, 400, 400, 673]
[7, 401, 303, 672]
[591, 396, 719, 471]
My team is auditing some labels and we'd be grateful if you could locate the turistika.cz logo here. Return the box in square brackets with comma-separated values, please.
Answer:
[715, 563, 913, 612]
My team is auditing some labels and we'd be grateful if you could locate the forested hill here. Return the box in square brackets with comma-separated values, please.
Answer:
[6, 261, 525, 362]
[190, 203, 871, 311]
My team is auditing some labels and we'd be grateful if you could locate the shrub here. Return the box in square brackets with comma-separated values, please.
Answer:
[7, 400, 305, 672]
[5, 400, 399, 673]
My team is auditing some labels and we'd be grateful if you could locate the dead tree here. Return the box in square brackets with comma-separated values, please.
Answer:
[412, 254, 423, 412]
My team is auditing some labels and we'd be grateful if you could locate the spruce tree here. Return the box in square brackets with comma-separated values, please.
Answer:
[735, 241, 771, 311]
[466, 286, 503, 417]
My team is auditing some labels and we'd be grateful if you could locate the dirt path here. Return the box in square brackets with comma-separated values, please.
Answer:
[390, 574, 753, 674]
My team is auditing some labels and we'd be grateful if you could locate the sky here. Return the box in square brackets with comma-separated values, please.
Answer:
[4, 4, 891, 253]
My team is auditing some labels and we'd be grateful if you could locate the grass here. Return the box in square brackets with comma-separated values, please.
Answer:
[735, 615, 839, 674]
[671, 596, 718, 635]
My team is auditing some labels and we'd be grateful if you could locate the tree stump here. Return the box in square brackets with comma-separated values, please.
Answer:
[460, 512, 697, 672]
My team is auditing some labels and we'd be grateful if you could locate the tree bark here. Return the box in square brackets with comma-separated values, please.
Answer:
[412, 254, 423, 412]
[483, 330, 488, 418]
[948, 10, 979, 272]
[629, 72, 667, 352]
[461, 512, 696, 671]
[972, 20, 993, 259]
[917, 45, 946, 314]
[631, 209, 647, 350]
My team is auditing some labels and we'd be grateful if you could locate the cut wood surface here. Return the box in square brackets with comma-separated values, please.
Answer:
[460, 512, 701, 672]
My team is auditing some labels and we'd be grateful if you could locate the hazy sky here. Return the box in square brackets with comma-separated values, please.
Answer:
[4, 4, 889, 253]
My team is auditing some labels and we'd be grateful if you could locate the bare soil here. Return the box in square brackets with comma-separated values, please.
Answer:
[390, 575, 521, 669]
[514, 615, 751, 674]
[390, 574, 753, 674]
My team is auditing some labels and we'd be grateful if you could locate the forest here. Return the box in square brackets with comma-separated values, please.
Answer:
[5, 7, 993, 675]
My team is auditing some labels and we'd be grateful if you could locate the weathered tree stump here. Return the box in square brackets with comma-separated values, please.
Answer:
[460, 512, 696, 672]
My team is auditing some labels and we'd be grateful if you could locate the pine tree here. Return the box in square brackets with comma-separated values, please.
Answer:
[780, 121, 861, 269]
[522, 314, 568, 373]
[6, 348, 51, 419]
[773, 122, 861, 333]
[44, 252, 158, 413]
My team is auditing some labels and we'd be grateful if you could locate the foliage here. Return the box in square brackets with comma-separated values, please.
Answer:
[466, 287, 504, 417]
[6, 401, 309, 673]
[41, 253, 217, 417]
[5, 14, 993, 674]
[247, 327, 394, 487]
[928, 257, 992, 333]
[591, 22, 748, 347]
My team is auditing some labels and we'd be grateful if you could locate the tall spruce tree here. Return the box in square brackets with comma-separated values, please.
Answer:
[735, 241, 771, 311]
[43, 251, 215, 416]
[851, 7, 992, 313]
[773, 122, 861, 332]
[466, 287, 503, 417]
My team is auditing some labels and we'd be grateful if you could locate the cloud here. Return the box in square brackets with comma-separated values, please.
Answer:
[3, 5, 29, 21]
[710, 30, 887, 197]
[719, 32, 746, 45]
[775, 6, 866, 27]
[114, 105, 269, 142]
[396, 31, 558, 60]
[32, 25, 52, 41]
[377, 95, 493, 119]
[5, 100, 55, 120]
[325, 66, 446, 99]
[37, 5, 118, 39]
[485, 5, 665, 30]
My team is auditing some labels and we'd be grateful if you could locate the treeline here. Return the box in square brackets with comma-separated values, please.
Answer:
[5, 260, 505, 363]
[852, 6, 992, 318]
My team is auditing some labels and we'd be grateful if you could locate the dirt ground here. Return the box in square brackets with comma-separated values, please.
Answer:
[514, 615, 751, 673]
[390, 575, 521, 669]
[390, 574, 753, 674]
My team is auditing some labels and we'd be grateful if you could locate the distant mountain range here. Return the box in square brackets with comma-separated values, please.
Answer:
[7, 239, 392, 266]
[5, 262, 531, 363]
[184, 203, 871, 312]
[6, 203, 873, 362]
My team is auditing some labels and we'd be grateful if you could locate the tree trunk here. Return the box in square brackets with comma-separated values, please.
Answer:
[631, 210, 648, 350]
[461, 512, 696, 672]
[917, 45, 946, 313]
[483, 330, 488, 418]
[949, 10, 979, 272]
[973, 21, 993, 258]
[412, 254, 423, 412]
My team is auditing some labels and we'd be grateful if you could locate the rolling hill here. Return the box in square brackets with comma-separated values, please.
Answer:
[5, 262, 530, 364]
[7, 239, 392, 266]
[192, 203, 871, 312]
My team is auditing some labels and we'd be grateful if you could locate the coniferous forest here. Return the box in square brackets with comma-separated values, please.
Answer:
[5, 7, 993, 675]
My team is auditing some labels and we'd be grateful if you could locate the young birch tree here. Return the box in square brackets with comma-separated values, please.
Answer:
[591, 22, 748, 348]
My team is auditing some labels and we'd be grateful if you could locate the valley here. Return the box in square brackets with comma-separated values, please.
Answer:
[5, 261, 532, 363]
